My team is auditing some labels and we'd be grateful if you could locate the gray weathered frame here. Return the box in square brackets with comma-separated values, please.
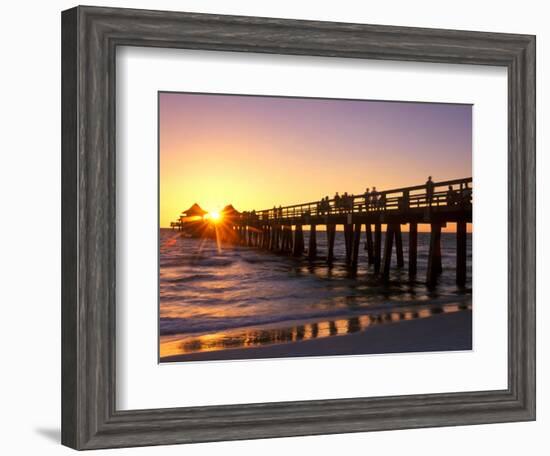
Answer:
[61, 5, 536, 450]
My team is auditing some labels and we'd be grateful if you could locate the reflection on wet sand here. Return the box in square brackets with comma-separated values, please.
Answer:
[160, 302, 470, 359]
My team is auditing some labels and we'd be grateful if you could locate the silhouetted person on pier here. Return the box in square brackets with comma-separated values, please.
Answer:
[426, 176, 435, 207]
[447, 185, 457, 206]
[320, 197, 330, 215]
[343, 192, 350, 213]
[278, 205, 283, 219]
[371, 187, 378, 209]
[317, 199, 325, 215]
[334, 192, 341, 212]
[364, 188, 370, 211]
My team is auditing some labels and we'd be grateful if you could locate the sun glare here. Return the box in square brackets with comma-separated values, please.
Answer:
[205, 211, 222, 223]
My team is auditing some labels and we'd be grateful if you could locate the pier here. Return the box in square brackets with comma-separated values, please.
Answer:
[173, 177, 472, 286]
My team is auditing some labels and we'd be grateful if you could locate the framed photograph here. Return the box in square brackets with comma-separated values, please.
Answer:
[61, 5, 535, 450]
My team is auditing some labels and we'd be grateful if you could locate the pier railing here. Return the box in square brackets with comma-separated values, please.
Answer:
[246, 177, 472, 222]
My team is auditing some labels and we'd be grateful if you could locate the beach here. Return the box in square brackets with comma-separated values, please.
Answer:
[161, 308, 471, 362]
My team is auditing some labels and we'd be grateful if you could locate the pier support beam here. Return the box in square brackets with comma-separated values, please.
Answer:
[265, 225, 273, 250]
[365, 223, 374, 265]
[293, 224, 304, 256]
[374, 223, 382, 273]
[395, 224, 404, 267]
[344, 223, 353, 264]
[280, 227, 286, 252]
[269, 226, 274, 250]
[382, 223, 396, 281]
[281, 226, 292, 253]
[456, 221, 467, 286]
[267, 226, 272, 249]
[286, 226, 294, 254]
[248, 227, 254, 247]
[271, 226, 279, 251]
[427, 222, 443, 285]
[351, 223, 361, 269]
[308, 224, 317, 260]
[409, 222, 418, 279]
[262, 226, 269, 249]
[326, 224, 336, 263]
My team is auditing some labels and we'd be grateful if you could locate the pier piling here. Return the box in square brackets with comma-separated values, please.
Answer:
[273, 227, 279, 251]
[287, 226, 293, 253]
[365, 223, 374, 265]
[382, 224, 396, 281]
[374, 223, 382, 273]
[280, 227, 287, 252]
[327, 224, 336, 263]
[408, 222, 418, 279]
[456, 221, 467, 286]
[395, 223, 404, 267]
[308, 224, 317, 260]
[293, 225, 304, 256]
[344, 223, 353, 264]
[351, 223, 361, 268]
[269, 225, 277, 252]
[427, 222, 443, 285]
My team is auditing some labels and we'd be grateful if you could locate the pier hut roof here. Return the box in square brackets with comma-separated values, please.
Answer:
[181, 203, 207, 217]
[221, 204, 240, 216]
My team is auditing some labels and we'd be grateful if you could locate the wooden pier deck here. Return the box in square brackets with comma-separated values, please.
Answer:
[174, 177, 472, 286]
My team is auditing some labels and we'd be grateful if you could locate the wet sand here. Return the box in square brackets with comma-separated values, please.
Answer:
[161, 309, 472, 363]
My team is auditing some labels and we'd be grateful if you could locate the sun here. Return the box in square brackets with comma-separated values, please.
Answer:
[205, 211, 222, 223]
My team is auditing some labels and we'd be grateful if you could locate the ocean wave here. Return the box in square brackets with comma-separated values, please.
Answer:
[186, 258, 235, 267]
[159, 294, 471, 336]
[159, 233, 472, 337]
[163, 273, 220, 283]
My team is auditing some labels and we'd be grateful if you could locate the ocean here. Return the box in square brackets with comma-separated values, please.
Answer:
[159, 228, 472, 359]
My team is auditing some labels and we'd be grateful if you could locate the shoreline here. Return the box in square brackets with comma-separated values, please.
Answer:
[161, 309, 472, 363]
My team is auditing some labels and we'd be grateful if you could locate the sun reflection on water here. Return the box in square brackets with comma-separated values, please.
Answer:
[160, 302, 470, 359]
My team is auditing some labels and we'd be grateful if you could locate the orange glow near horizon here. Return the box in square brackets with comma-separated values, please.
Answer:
[159, 93, 472, 233]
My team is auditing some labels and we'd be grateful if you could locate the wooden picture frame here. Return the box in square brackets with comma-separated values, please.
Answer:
[61, 5, 535, 450]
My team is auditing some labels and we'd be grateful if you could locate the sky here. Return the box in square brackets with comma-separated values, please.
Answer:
[159, 92, 472, 229]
